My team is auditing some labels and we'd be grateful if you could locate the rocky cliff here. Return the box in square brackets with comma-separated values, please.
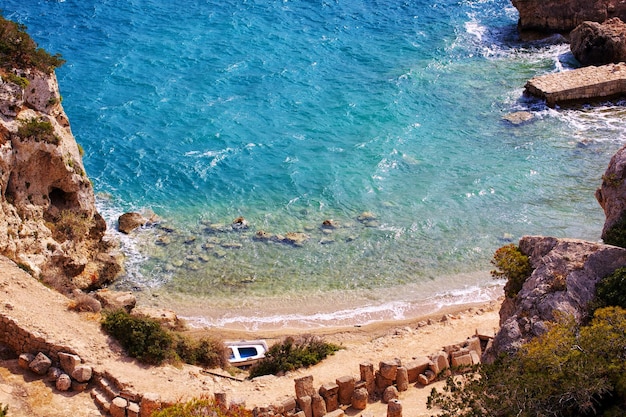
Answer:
[511, 0, 626, 33]
[0, 67, 122, 293]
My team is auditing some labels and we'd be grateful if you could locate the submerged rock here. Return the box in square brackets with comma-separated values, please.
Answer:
[502, 111, 534, 125]
[118, 212, 149, 234]
[231, 216, 249, 230]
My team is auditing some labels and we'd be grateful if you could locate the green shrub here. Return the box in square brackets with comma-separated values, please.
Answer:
[101, 310, 173, 365]
[0, 403, 7, 417]
[427, 307, 626, 417]
[490, 244, 532, 298]
[17, 117, 59, 144]
[173, 334, 228, 369]
[248, 335, 340, 379]
[102, 310, 228, 368]
[3, 72, 28, 88]
[603, 212, 626, 248]
[0, 15, 65, 73]
[593, 267, 626, 312]
[151, 397, 252, 417]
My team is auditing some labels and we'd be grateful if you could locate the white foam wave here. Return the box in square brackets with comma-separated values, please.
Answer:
[180, 283, 503, 331]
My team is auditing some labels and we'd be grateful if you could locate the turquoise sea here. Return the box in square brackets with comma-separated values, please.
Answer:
[5, 0, 626, 329]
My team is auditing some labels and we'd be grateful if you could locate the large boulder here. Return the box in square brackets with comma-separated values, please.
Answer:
[510, 0, 626, 33]
[596, 143, 626, 244]
[571, 18, 626, 65]
[484, 236, 626, 362]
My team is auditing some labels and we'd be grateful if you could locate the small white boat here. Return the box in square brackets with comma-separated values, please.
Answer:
[226, 340, 269, 367]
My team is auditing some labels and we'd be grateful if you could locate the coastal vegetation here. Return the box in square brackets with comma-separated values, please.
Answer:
[248, 335, 341, 379]
[489, 244, 532, 298]
[428, 249, 626, 417]
[101, 309, 228, 367]
[17, 117, 59, 145]
[0, 14, 64, 73]
[151, 397, 252, 417]
[0, 403, 7, 417]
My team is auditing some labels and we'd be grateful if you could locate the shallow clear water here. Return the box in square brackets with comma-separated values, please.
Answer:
[5, 0, 626, 328]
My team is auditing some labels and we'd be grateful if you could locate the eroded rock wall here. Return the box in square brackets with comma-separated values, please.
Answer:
[511, 0, 626, 33]
[0, 68, 122, 292]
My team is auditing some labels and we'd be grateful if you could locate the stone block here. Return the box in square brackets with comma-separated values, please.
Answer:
[405, 357, 430, 382]
[466, 337, 482, 356]
[295, 375, 316, 399]
[58, 352, 81, 374]
[280, 396, 297, 413]
[29, 352, 52, 375]
[319, 382, 339, 412]
[359, 362, 375, 395]
[451, 354, 473, 368]
[110, 396, 128, 417]
[45, 367, 63, 382]
[375, 371, 394, 394]
[71, 380, 89, 392]
[71, 364, 93, 382]
[297, 395, 312, 417]
[351, 387, 368, 410]
[378, 360, 398, 380]
[382, 386, 398, 404]
[127, 401, 140, 417]
[312, 394, 326, 417]
[387, 399, 402, 417]
[470, 350, 481, 365]
[428, 351, 449, 375]
[335, 375, 355, 406]
[396, 367, 408, 392]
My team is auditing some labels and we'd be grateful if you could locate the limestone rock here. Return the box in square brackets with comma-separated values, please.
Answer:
[0, 68, 122, 292]
[502, 111, 534, 125]
[58, 352, 81, 374]
[56, 373, 72, 391]
[71, 364, 93, 382]
[29, 352, 52, 375]
[118, 212, 149, 234]
[511, 0, 626, 33]
[382, 386, 398, 403]
[571, 18, 626, 66]
[95, 289, 137, 313]
[351, 387, 368, 410]
[597, 143, 626, 242]
[484, 235, 626, 362]
[18, 353, 34, 370]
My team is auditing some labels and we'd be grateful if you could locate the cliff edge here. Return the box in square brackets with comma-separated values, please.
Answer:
[0, 18, 122, 293]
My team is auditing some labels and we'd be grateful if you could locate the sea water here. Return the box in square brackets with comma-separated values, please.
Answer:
[5, 0, 626, 329]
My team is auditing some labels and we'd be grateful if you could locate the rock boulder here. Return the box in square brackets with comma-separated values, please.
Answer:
[484, 236, 626, 362]
[571, 18, 626, 65]
[511, 0, 626, 33]
[596, 143, 626, 243]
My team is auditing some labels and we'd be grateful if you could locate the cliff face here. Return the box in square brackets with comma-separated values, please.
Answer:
[0, 68, 122, 293]
[511, 0, 626, 33]
[484, 236, 626, 361]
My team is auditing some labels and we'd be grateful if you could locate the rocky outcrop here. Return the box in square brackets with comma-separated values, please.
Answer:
[0, 68, 122, 292]
[570, 18, 626, 65]
[596, 143, 626, 243]
[484, 236, 626, 361]
[511, 0, 626, 33]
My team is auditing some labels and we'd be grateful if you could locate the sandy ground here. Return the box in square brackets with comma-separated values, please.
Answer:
[0, 255, 501, 416]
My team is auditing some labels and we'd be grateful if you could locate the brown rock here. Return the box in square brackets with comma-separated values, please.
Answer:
[319, 382, 339, 412]
[311, 394, 326, 417]
[359, 362, 375, 395]
[296, 395, 312, 417]
[571, 18, 626, 66]
[405, 357, 431, 383]
[382, 386, 398, 404]
[58, 352, 81, 374]
[55, 373, 72, 391]
[387, 399, 402, 417]
[335, 375, 355, 406]
[597, 144, 626, 241]
[351, 387, 368, 410]
[94, 289, 137, 313]
[71, 364, 93, 382]
[511, 0, 625, 33]
[294, 375, 316, 399]
[131, 306, 182, 330]
[110, 396, 128, 417]
[396, 367, 409, 392]
[18, 353, 34, 370]
[29, 352, 52, 375]
[140, 392, 162, 417]
[118, 212, 148, 234]
[378, 360, 398, 381]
